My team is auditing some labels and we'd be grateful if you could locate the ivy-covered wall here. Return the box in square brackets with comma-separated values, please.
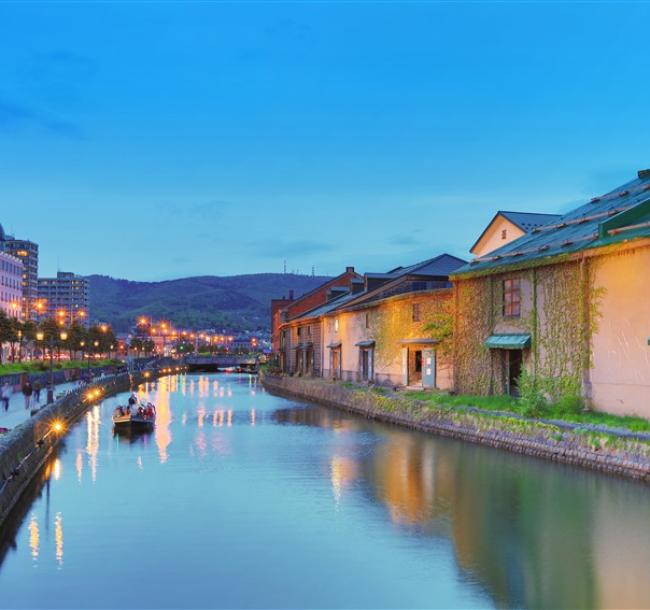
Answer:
[454, 259, 603, 402]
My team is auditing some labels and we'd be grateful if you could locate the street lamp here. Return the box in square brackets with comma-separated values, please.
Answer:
[37, 330, 68, 404]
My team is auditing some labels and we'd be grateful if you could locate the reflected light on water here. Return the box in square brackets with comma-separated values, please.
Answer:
[250, 409, 256, 426]
[52, 459, 62, 482]
[75, 451, 83, 483]
[85, 406, 100, 483]
[195, 431, 207, 457]
[154, 378, 172, 464]
[330, 455, 357, 505]
[54, 513, 63, 567]
[28, 514, 39, 561]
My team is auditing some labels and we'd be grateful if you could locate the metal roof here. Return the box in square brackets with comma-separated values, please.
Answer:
[500, 211, 561, 232]
[455, 171, 650, 277]
[384, 253, 467, 278]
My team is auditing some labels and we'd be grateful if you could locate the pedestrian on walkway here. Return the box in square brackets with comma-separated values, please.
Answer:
[1, 382, 11, 412]
[33, 379, 42, 403]
[22, 381, 33, 410]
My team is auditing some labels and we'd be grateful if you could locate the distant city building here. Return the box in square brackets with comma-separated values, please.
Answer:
[0, 223, 39, 319]
[0, 251, 24, 320]
[37, 271, 90, 326]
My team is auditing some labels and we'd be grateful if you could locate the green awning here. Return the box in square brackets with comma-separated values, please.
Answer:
[485, 334, 531, 350]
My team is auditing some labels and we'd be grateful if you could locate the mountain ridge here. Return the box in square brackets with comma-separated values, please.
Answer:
[87, 273, 332, 333]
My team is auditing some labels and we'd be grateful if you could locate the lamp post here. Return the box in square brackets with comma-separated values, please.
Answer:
[89, 340, 99, 378]
[37, 330, 68, 404]
[80, 340, 86, 376]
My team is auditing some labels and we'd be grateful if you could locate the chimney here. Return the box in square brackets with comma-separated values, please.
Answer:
[288, 290, 294, 300]
[638, 169, 650, 179]
[345, 266, 355, 273]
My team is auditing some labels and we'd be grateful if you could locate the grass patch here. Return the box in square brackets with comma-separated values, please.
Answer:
[405, 390, 650, 433]
[0, 359, 122, 376]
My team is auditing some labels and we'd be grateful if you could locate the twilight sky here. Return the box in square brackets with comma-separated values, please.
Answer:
[1, 1, 649, 281]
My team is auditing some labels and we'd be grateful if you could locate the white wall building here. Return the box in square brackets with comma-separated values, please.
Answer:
[0, 251, 24, 320]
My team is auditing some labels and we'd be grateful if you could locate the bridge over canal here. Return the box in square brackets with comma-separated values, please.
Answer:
[183, 354, 259, 372]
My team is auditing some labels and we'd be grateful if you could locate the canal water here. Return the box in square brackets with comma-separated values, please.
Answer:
[1, 373, 649, 609]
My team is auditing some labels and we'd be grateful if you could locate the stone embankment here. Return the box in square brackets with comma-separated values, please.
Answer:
[0, 367, 169, 526]
[261, 374, 650, 483]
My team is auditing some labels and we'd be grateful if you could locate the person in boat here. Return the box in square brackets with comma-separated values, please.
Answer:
[128, 393, 137, 407]
[145, 403, 155, 419]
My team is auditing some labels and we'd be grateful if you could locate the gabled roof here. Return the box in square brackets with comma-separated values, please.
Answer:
[324, 253, 465, 314]
[455, 171, 650, 277]
[470, 210, 561, 254]
[291, 290, 359, 321]
[500, 211, 561, 232]
[383, 253, 467, 279]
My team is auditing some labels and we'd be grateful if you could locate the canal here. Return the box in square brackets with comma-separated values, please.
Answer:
[1, 373, 649, 609]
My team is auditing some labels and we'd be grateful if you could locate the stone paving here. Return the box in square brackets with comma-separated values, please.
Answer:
[0, 380, 80, 430]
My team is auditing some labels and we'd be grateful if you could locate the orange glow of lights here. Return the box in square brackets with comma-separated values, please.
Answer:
[52, 420, 65, 434]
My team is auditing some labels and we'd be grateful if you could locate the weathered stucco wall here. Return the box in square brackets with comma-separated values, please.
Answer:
[590, 246, 650, 417]
[321, 290, 453, 388]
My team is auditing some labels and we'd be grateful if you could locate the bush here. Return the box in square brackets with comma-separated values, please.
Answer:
[554, 392, 584, 415]
[518, 370, 547, 417]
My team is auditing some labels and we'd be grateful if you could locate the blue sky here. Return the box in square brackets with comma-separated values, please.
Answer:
[1, 1, 649, 281]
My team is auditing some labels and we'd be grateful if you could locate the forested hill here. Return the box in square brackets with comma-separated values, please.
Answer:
[87, 273, 332, 332]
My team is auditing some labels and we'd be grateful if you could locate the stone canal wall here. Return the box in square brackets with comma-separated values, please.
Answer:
[0, 370, 157, 527]
[261, 374, 650, 483]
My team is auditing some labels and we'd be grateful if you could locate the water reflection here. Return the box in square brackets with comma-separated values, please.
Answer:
[152, 378, 172, 464]
[1, 376, 648, 610]
[274, 404, 650, 609]
[86, 405, 100, 482]
[28, 515, 39, 561]
[54, 513, 63, 567]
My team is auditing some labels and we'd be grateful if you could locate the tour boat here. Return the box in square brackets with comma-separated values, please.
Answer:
[112, 403, 156, 430]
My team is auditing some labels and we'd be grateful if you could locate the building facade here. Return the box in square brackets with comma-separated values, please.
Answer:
[0, 224, 39, 320]
[453, 170, 650, 417]
[37, 271, 90, 326]
[275, 254, 464, 387]
[320, 255, 464, 388]
[272, 266, 362, 365]
[0, 251, 24, 320]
